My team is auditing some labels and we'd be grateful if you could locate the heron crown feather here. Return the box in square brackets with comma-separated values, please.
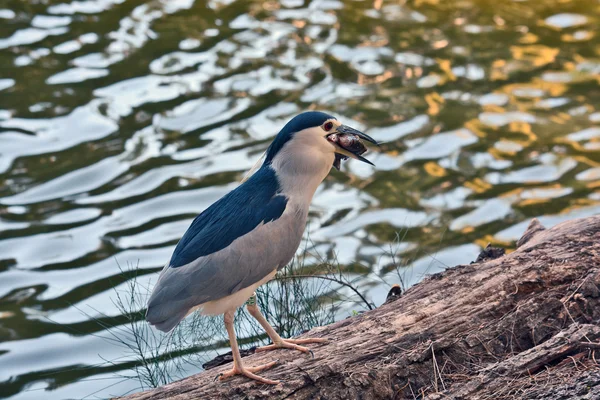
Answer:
[264, 111, 335, 165]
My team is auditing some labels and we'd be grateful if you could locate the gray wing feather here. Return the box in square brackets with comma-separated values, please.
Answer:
[146, 212, 304, 331]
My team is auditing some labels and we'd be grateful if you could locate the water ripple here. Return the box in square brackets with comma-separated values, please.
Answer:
[0, 0, 599, 397]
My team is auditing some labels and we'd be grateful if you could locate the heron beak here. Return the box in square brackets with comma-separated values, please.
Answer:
[336, 125, 379, 146]
[328, 125, 378, 170]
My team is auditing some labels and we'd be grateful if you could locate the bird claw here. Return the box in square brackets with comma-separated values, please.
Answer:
[255, 337, 327, 357]
[217, 361, 279, 385]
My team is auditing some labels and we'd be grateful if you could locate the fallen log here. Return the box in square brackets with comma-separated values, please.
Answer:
[120, 216, 600, 400]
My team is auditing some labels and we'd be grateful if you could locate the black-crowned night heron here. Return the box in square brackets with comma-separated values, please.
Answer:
[146, 111, 377, 384]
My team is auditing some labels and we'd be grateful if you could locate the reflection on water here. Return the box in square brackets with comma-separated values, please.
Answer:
[0, 0, 599, 397]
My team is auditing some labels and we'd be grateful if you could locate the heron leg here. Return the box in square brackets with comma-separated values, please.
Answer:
[217, 309, 279, 385]
[246, 293, 327, 355]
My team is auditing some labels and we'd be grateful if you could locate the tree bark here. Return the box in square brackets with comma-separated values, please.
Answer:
[120, 216, 600, 400]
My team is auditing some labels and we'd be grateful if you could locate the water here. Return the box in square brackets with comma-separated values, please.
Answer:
[1, 0, 599, 398]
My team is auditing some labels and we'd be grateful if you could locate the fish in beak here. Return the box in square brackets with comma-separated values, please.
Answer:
[327, 125, 378, 170]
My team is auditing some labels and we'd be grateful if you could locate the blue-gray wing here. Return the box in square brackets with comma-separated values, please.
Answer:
[146, 212, 304, 331]
[145, 167, 304, 332]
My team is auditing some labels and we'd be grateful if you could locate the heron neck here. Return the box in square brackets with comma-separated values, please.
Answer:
[272, 161, 329, 218]
[278, 169, 328, 205]
[268, 137, 334, 206]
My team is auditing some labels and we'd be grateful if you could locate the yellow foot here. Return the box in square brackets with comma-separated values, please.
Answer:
[217, 361, 279, 385]
[256, 338, 328, 355]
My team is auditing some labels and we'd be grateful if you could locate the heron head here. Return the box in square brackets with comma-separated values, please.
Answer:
[264, 111, 377, 173]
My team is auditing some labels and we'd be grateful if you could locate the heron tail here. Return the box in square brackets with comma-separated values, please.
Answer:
[145, 303, 189, 332]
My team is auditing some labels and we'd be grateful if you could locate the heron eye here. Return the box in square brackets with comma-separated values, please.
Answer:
[323, 121, 333, 131]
